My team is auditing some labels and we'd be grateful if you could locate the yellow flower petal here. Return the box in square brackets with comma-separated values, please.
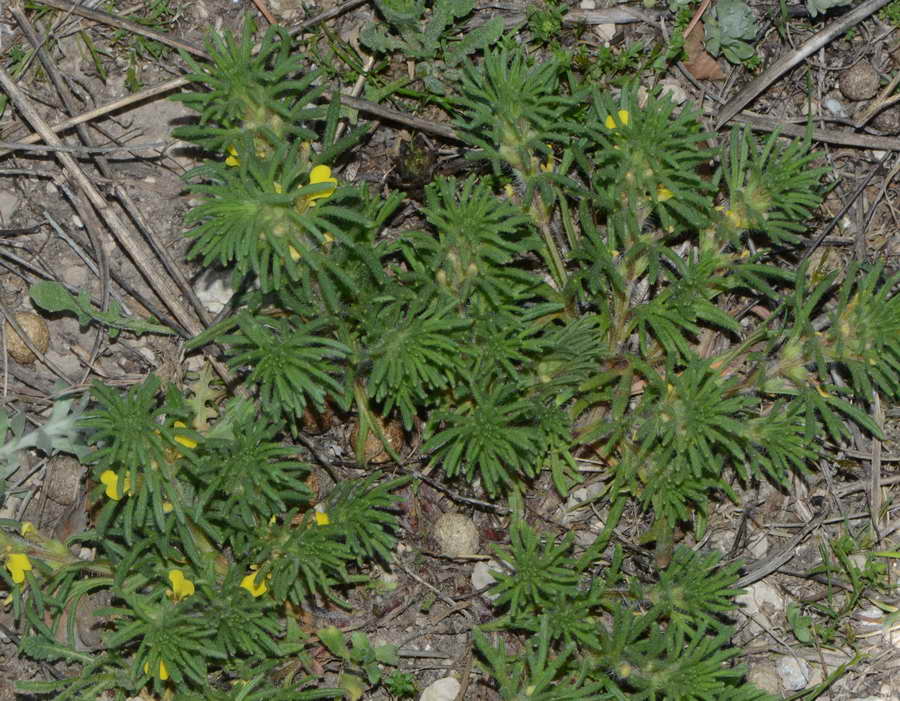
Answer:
[605, 110, 630, 129]
[144, 660, 169, 680]
[168, 569, 195, 602]
[307, 165, 337, 205]
[314, 511, 330, 526]
[100, 470, 131, 500]
[20, 522, 35, 537]
[241, 571, 268, 597]
[5, 553, 32, 584]
[289, 245, 302, 262]
[657, 186, 673, 202]
[172, 421, 197, 450]
[225, 145, 240, 167]
[163, 501, 174, 513]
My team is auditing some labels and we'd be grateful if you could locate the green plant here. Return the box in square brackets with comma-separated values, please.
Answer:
[318, 626, 401, 699]
[0, 393, 87, 498]
[879, 0, 900, 25]
[704, 0, 758, 65]
[5, 10, 900, 700]
[527, 0, 567, 46]
[360, 0, 504, 93]
[384, 670, 417, 697]
[110, 0, 178, 90]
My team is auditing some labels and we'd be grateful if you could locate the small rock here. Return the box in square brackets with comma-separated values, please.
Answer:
[561, 482, 605, 526]
[746, 662, 781, 695]
[44, 349, 82, 378]
[823, 97, 848, 117]
[579, 0, 596, 8]
[747, 533, 769, 559]
[419, 677, 460, 701]
[839, 61, 880, 101]
[736, 580, 784, 634]
[471, 559, 502, 601]
[0, 189, 20, 223]
[872, 105, 900, 134]
[594, 23, 616, 42]
[432, 513, 479, 557]
[658, 79, 688, 106]
[775, 655, 811, 691]
[61, 264, 88, 288]
[194, 267, 235, 314]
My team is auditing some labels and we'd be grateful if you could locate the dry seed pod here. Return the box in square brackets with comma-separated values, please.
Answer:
[348, 415, 406, 464]
[4, 312, 49, 364]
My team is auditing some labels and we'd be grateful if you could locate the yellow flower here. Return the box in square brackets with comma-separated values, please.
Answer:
[605, 110, 630, 129]
[225, 145, 240, 167]
[20, 522, 35, 537]
[144, 660, 169, 681]
[167, 569, 195, 602]
[306, 165, 337, 206]
[163, 501, 174, 514]
[172, 421, 197, 450]
[100, 470, 132, 500]
[314, 511, 330, 526]
[241, 570, 268, 597]
[656, 186, 673, 202]
[5, 553, 32, 584]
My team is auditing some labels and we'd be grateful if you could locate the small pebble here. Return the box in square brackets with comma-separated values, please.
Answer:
[658, 79, 688, 106]
[823, 97, 848, 117]
[839, 61, 880, 101]
[419, 677, 460, 701]
[872, 105, 900, 133]
[775, 656, 811, 691]
[471, 560, 502, 601]
[432, 513, 479, 557]
[594, 23, 616, 42]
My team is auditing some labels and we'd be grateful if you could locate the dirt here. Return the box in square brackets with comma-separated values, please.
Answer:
[1, 0, 900, 699]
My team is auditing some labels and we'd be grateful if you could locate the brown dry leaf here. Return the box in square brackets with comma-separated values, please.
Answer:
[683, 22, 725, 81]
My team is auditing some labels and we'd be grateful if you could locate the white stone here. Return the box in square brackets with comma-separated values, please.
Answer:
[594, 23, 616, 42]
[747, 533, 768, 559]
[419, 677, 460, 701]
[579, 0, 596, 8]
[561, 482, 605, 526]
[0, 189, 20, 223]
[823, 97, 848, 118]
[658, 79, 688, 106]
[775, 656, 811, 691]
[471, 559, 503, 601]
[736, 580, 784, 632]
[194, 267, 235, 314]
